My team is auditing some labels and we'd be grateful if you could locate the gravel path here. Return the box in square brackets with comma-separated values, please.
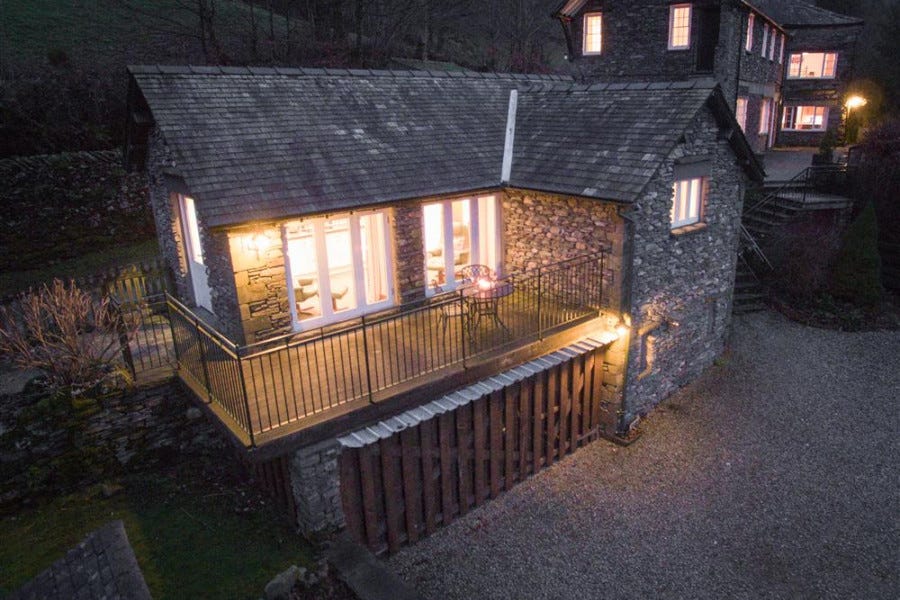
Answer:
[388, 311, 900, 599]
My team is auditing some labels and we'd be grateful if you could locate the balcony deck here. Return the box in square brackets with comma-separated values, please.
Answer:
[129, 254, 606, 447]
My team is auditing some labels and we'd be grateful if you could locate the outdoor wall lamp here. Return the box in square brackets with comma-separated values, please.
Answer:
[244, 232, 272, 258]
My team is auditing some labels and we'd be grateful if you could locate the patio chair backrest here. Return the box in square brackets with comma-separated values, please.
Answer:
[458, 264, 493, 282]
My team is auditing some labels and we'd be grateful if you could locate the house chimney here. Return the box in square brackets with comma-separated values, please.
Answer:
[501, 89, 518, 184]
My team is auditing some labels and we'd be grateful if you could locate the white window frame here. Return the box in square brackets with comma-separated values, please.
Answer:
[284, 210, 394, 331]
[788, 52, 838, 79]
[745, 13, 755, 52]
[759, 98, 772, 135]
[769, 31, 777, 61]
[583, 13, 603, 55]
[779, 35, 785, 64]
[423, 195, 501, 296]
[736, 97, 748, 132]
[668, 4, 692, 50]
[670, 177, 706, 229]
[782, 105, 829, 131]
[761, 24, 768, 57]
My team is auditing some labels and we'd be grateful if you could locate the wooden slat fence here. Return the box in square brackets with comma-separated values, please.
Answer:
[339, 343, 611, 554]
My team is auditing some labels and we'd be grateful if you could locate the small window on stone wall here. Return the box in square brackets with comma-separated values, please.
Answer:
[583, 13, 603, 55]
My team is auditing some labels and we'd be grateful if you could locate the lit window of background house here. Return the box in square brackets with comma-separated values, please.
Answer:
[735, 97, 748, 132]
[788, 52, 837, 78]
[668, 4, 692, 50]
[583, 13, 603, 54]
[782, 105, 828, 131]
[745, 13, 755, 52]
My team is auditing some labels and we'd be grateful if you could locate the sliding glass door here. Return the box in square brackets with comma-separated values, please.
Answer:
[285, 210, 392, 329]
[423, 195, 500, 292]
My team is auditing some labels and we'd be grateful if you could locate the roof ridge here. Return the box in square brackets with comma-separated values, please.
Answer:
[520, 77, 718, 94]
[127, 64, 572, 82]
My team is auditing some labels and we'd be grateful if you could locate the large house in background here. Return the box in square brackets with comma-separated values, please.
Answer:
[554, 0, 863, 153]
[126, 65, 762, 547]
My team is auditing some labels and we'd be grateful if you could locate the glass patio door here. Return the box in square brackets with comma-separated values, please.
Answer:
[423, 195, 499, 292]
[285, 211, 392, 330]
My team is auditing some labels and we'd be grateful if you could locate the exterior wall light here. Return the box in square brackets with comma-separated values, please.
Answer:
[244, 232, 272, 258]
[845, 95, 867, 110]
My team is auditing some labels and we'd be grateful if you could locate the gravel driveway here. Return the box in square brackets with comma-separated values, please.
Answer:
[388, 311, 900, 599]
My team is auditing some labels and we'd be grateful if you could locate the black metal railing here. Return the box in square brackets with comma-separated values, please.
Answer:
[746, 164, 850, 216]
[165, 252, 605, 445]
[111, 293, 176, 379]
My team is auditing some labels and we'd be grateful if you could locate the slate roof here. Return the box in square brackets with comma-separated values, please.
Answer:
[8, 521, 151, 600]
[511, 81, 719, 202]
[130, 66, 760, 228]
[745, 0, 863, 27]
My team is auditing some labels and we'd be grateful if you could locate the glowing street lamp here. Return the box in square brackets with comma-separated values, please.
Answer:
[845, 95, 867, 111]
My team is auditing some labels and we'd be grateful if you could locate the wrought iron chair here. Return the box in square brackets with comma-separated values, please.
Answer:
[456, 264, 494, 284]
[431, 280, 469, 332]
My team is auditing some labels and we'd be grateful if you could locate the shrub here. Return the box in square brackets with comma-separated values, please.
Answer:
[0, 280, 134, 397]
[766, 217, 842, 302]
[830, 201, 883, 306]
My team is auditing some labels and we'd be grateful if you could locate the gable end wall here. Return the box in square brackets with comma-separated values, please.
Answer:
[623, 105, 746, 422]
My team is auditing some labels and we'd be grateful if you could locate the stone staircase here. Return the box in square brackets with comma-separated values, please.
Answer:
[734, 165, 854, 314]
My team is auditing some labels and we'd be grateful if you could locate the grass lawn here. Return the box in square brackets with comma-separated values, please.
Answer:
[0, 239, 161, 298]
[0, 465, 313, 599]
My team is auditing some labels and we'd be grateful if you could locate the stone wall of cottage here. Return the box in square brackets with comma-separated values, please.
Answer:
[622, 105, 746, 426]
[146, 128, 191, 304]
[392, 204, 427, 302]
[501, 190, 625, 312]
[289, 440, 344, 536]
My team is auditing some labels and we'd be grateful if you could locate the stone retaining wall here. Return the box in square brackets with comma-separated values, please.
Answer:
[0, 380, 225, 512]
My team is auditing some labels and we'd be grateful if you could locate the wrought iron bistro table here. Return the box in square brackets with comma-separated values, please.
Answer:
[463, 279, 514, 333]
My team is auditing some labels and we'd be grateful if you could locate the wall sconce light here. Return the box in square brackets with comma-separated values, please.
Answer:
[845, 95, 867, 111]
[244, 232, 272, 259]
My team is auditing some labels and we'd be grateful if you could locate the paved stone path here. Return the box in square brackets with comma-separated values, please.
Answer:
[388, 311, 900, 599]
[9, 521, 151, 600]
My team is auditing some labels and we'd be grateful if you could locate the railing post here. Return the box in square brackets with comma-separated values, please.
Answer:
[236, 352, 255, 447]
[195, 317, 212, 396]
[165, 296, 180, 366]
[112, 299, 137, 381]
[537, 265, 544, 341]
[360, 314, 375, 403]
[460, 290, 467, 369]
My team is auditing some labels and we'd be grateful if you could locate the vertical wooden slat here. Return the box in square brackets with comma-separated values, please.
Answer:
[420, 419, 438, 535]
[533, 370, 544, 474]
[358, 445, 382, 550]
[570, 355, 583, 449]
[438, 412, 455, 526]
[400, 427, 421, 544]
[380, 436, 403, 553]
[489, 389, 503, 499]
[518, 377, 531, 480]
[456, 403, 473, 515]
[545, 365, 558, 466]
[592, 348, 606, 433]
[339, 449, 366, 545]
[473, 396, 487, 506]
[559, 360, 570, 456]
[584, 352, 596, 433]
[504, 385, 516, 491]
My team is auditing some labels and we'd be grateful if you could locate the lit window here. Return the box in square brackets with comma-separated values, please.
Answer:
[788, 52, 838, 78]
[424, 196, 500, 292]
[769, 32, 777, 61]
[285, 210, 393, 328]
[668, 4, 692, 50]
[759, 98, 772, 135]
[736, 97, 748, 132]
[782, 106, 828, 131]
[761, 24, 768, 57]
[583, 13, 603, 55]
[779, 35, 785, 64]
[745, 13, 755, 52]
[671, 177, 706, 229]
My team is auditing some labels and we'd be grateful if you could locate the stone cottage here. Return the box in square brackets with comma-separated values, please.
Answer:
[554, 0, 862, 152]
[126, 66, 762, 544]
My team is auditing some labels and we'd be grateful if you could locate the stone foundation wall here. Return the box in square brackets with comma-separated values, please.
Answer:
[289, 440, 344, 536]
[622, 105, 746, 425]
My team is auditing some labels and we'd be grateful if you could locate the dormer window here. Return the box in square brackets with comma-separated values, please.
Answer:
[668, 4, 692, 50]
[788, 52, 837, 78]
[745, 13, 755, 52]
[583, 13, 603, 55]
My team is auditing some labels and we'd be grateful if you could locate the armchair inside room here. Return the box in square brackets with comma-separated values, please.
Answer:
[294, 280, 319, 317]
